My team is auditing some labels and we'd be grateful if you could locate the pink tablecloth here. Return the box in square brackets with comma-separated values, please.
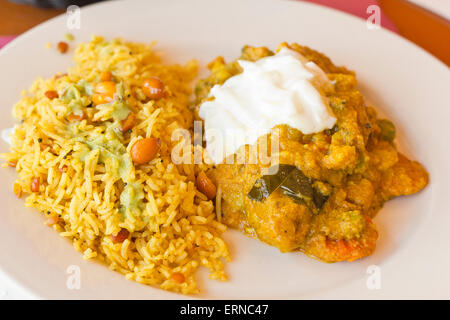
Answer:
[0, 36, 15, 49]
[0, 0, 397, 50]
[302, 0, 398, 32]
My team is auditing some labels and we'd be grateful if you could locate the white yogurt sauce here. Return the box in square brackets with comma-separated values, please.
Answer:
[199, 47, 336, 164]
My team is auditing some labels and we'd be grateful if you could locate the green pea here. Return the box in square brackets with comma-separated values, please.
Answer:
[377, 119, 396, 142]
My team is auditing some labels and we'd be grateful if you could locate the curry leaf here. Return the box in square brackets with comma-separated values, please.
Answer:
[280, 167, 314, 200]
[313, 191, 329, 209]
[247, 164, 329, 211]
[248, 164, 297, 202]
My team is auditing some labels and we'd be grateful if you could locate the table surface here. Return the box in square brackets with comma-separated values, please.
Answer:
[0, 0, 397, 35]
[0, 0, 63, 35]
[1, 0, 449, 35]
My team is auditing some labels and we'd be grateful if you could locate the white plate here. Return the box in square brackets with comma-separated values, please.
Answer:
[0, 0, 449, 299]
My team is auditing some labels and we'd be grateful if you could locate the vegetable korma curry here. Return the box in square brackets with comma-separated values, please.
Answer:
[196, 43, 428, 262]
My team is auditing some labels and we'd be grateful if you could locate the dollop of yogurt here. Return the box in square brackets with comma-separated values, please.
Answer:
[199, 47, 337, 164]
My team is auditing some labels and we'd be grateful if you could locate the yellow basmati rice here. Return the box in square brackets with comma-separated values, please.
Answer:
[2, 35, 229, 294]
